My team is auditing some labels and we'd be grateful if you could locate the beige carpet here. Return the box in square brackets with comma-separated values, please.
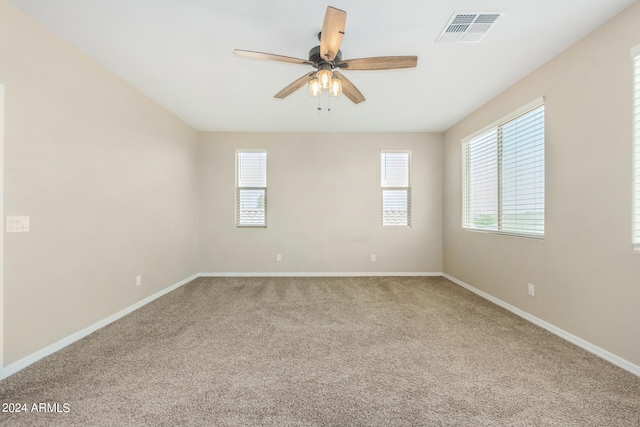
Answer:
[1, 276, 639, 426]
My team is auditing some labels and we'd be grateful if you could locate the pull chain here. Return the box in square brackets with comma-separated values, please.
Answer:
[315, 92, 333, 115]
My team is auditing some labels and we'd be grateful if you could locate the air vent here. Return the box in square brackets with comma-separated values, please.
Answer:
[437, 13, 502, 43]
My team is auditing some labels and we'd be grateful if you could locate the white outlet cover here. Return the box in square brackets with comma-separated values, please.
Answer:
[7, 216, 30, 232]
[528, 283, 535, 296]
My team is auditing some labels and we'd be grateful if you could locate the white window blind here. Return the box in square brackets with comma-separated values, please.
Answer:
[633, 48, 640, 248]
[236, 150, 267, 227]
[381, 151, 411, 226]
[462, 103, 545, 237]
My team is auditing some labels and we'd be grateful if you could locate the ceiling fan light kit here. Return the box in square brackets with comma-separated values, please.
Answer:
[234, 6, 418, 105]
[317, 67, 333, 89]
[308, 78, 321, 97]
[329, 78, 343, 97]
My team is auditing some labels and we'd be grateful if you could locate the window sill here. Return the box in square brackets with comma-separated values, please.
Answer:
[462, 228, 544, 240]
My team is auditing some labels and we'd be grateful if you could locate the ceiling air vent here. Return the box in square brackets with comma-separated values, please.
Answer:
[437, 13, 502, 43]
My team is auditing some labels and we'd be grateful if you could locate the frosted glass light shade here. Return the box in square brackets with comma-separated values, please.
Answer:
[317, 69, 332, 89]
[329, 78, 342, 96]
[308, 78, 321, 96]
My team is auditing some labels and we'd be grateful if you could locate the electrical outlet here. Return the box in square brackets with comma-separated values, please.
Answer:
[136, 275, 142, 286]
[371, 254, 376, 262]
[528, 283, 535, 296]
[276, 254, 282, 262]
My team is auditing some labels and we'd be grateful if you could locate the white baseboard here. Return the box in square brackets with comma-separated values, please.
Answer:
[1, 273, 199, 380]
[199, 272, 443, 277]
[442, 273, 640, 378]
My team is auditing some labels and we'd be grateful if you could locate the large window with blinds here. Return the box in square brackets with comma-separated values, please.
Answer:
[381, 151, 411, 227]
[462, 101, 545, 237]
[633, 46, 640, 249]
[236, 150, 267, 227]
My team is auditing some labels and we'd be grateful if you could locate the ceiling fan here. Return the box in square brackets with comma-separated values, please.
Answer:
[233, 6, 418, 104]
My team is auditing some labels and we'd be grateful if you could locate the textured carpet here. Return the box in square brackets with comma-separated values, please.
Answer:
[0, 276, 639, 426]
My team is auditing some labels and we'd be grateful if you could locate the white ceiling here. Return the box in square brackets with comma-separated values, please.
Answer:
[9, 0, 637, 132]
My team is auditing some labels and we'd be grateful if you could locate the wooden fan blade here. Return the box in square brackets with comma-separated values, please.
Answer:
[320, 7, 346, 62]
[233, 49, 313, 66]
[337, 56, 418, 70]
[333, 71, 365, 104]
[274, 72, 317, 99]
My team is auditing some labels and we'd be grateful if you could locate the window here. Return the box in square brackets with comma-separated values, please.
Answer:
[236, 150, 267, 227]
[462, 100, 545, 237]
[381, 151, 411, 226]
[633, 46, 640, 248]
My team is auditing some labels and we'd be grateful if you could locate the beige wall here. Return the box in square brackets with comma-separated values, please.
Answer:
[443, 2, 640, 366]
[199, 132, 443, 274]
[0, 1, 200, 365]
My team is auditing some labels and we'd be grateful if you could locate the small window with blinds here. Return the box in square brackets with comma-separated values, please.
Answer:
[633, 46, 640, 249]
[462, 101, 545, 237]
[236, 150, 267, 227]
[381, 151, 411, 227]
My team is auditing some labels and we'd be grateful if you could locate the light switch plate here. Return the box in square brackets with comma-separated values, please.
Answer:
[7, 216, 30, 232]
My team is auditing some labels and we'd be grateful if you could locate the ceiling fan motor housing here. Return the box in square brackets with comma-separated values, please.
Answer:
[309, 45, 342, 68]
